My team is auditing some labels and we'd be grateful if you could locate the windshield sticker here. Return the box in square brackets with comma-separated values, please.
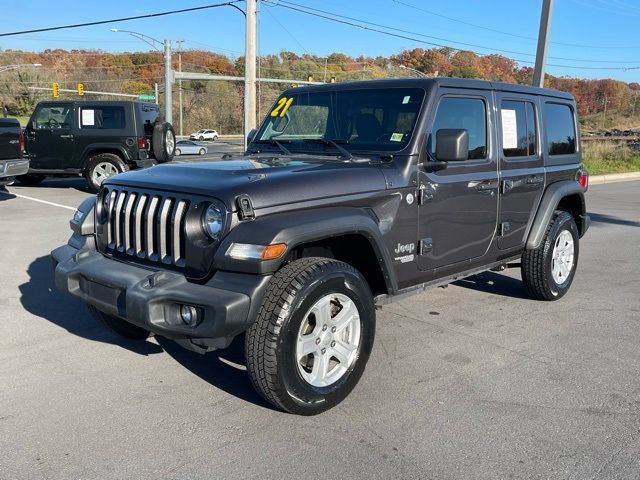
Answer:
[402, 95, 411, 104]
[81, 109, 95, 126]
[501, 109, 518, 149]
[390, 132, 404, 142]
[271, 97, 294, 117]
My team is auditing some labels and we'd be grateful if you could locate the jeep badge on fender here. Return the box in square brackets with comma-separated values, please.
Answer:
[52, 78, 589, 415]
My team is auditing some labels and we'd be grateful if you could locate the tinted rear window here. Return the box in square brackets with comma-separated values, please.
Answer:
[544, 103, 576, 155]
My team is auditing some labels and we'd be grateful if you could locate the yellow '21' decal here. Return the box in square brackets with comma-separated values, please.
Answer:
[270, 97, 294, 117]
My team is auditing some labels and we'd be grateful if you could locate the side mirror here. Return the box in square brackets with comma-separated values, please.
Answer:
[435, 129, 469, 162]
[246, 128, 257, 144]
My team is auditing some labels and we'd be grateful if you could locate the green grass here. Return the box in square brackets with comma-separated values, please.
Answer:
[582, 141, 640, 175]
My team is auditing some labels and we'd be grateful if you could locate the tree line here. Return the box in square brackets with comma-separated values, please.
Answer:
[1, 47, 637, 133]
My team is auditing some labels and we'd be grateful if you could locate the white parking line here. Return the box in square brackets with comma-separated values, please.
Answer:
[0, 190, 76, 211]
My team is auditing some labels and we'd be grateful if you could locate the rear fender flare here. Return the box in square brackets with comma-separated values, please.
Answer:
[526, 180, 585, 250]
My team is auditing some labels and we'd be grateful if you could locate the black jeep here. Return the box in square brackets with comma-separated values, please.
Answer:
[21, 100, 176, 192]
[52, 78, 589, 415]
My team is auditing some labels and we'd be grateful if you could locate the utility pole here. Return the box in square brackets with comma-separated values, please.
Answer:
[154, 83, 159, 104]
[533, 0, 554, 88]
[602, 95, 608, 130]
[177, 39, 184, 137]
[164, 39, 173, 124]
[632, 90, 638, 117]
[244, 0, 257, 145]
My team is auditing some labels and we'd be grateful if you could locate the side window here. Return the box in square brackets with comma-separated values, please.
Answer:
[501, 100, 537, 157]
[80, 106, 126, 129]
[431, 97, 487, 159]
[544, 103, 576, 155]
[33, 105, 72, 130]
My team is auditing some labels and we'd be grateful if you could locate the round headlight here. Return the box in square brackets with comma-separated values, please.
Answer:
[202, 204, 224, 240]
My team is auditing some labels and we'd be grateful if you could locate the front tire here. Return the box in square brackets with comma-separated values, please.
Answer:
[245, 257, 375, 415]
[175, 149, 181, 156]
[88, 305, 150, 340]
[84, 153, 125, 193]
[198, 148, 206, 155]
[521, 211, 579, 301]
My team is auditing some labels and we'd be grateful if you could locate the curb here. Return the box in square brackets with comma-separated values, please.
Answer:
[589, 172, 640, 185]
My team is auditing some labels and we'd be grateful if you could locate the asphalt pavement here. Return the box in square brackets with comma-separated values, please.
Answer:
[0, 178, 639, 480]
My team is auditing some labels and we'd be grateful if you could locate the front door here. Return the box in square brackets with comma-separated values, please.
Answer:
[26, 103, 74, 170]
[495, 94, 545, 250]
[417, 90, 499, 272]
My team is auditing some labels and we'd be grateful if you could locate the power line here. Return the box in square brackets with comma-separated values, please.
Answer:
[265, 0, 640, 71]
[0, 1, 241, 37]
[392, 0, 638, 49]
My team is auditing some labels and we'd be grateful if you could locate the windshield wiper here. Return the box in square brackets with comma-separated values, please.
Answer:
[252, 139, 292, 155]
[303, 138, 353, 160]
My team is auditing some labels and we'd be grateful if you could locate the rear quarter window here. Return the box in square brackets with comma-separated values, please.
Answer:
[80, 106, 126, 129]
[544, 103, 576, 156]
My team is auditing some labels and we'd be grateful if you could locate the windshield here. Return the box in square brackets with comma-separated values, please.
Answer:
[254, 87, 425, 153]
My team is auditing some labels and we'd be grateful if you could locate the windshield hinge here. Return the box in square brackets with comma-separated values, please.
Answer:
[236, 194, 255, 220]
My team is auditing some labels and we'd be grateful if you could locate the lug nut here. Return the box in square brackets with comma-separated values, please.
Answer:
[330, 341, 336, 347]
[331, 326, 336, 333]
[315, 338, 321, 345]
[321, 348, 326, 354]
[322, 324, 328, 331]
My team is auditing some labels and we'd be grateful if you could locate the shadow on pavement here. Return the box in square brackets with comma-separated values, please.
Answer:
[21, 255, 275, 410]
[36, 177, 91, 193]
[19, 256, 162, 356]
[589, 212, 640, 228]
[454, 271, 530, 299]
[158, 335, 277, 411]
[0, 186, 16, 201]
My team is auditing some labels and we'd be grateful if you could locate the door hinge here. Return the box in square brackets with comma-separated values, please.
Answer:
[501, 179, 514, 194]
[418, 185, 435, 205]
[418, 237, 433, 255]
[498, 222, 511, 236]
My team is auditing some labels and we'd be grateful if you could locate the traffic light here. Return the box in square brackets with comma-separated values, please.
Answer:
[308, 75, 313, 82]
[77, 83, 84, 96]
[330, 76, 336, 83]
[52, 82, 59, 98]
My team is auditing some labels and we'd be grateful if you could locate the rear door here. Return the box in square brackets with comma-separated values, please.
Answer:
[495, 94, 545, 250]
[417, 89, 499, 272]
[26, 103, 74, 170]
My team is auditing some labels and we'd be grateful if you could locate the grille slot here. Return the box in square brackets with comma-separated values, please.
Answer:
[104, 188, 189, 267]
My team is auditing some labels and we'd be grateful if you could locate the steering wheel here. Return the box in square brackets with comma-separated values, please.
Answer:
[47, 118, 60, 129]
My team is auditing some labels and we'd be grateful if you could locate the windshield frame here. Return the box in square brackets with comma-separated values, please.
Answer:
[252, 86, 427, 156]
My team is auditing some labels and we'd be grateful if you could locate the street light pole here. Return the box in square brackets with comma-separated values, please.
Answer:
[244, 0, 257, 145]
[533, 0, 554, 88]
[177, 40, 184, 137]
[164, 39, 173, 124]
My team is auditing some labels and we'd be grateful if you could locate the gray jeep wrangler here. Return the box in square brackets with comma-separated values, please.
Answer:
[52, 78, 589, 415]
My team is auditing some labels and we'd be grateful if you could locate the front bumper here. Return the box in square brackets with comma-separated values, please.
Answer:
[52, 241, 271, 352]
[0, 158, 29, 179]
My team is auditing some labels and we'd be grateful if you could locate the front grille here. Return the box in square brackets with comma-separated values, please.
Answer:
[104, 188, 189, 267]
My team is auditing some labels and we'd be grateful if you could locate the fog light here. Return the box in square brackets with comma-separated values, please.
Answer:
[180, 305, 198, 325]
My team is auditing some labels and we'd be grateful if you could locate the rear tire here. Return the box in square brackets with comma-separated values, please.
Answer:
[175, 149, 181, 156]
[198, 148, 206, 155]
[152, 122, 176, 163]
[16, 173, 45, 186]
[84, 153, 125, 193]
[245, 257, 375, 415]
[88, 305, 150, 340]
[521, 211, 579, 301]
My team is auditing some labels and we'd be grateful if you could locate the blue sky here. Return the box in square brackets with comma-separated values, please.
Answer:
[2, 0, 640, 81]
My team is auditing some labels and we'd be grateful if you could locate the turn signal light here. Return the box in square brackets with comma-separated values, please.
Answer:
[137, 137, 147, 149]
[226, 242, 287, 260]
[577, 169, 588, 190]
[261, 243, 287, 260]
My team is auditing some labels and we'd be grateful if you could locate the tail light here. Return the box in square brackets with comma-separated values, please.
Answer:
[137, 137, 147, 149]
[577, 168, 589, 190]
[19, 130, 25, 153]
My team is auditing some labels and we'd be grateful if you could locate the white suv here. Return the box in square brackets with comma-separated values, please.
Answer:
[189, 129, 219, 141]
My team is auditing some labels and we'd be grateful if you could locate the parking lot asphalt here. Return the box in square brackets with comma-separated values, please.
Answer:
[0, 178, 639, 480]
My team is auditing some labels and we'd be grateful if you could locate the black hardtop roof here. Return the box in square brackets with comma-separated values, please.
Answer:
[284, 77, 574, 101]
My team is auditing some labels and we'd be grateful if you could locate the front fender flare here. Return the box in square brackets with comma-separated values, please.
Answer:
[214, 206, 397, 292]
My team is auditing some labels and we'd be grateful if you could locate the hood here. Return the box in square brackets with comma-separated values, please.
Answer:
[105, 156, 388, 210]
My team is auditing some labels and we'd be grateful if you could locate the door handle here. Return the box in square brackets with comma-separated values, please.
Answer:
[525, 175, 544, 186]
[60, 134, 74, 139]
[475, 180, 499, 192]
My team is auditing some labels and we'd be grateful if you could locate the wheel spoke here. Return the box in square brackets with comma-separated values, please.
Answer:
[331, 299, 358, 332]
[310, 295, 331, 326]
[297, 335, 318, 358]
[308, 351, 330, 385]
[331, 339, 356, 365]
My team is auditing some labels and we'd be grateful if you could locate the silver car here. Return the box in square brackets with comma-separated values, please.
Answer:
[175, 140, 208, 156]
